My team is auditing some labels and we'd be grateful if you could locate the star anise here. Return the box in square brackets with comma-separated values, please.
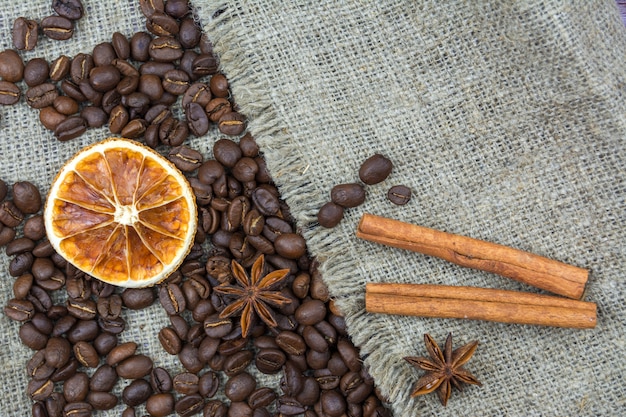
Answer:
[213, 254, 291, 337]
[404, 333, 481, 406]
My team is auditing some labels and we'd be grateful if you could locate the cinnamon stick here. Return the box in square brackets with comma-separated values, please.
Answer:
[365, 283, 597, 329]
[356, 213, 588, 299]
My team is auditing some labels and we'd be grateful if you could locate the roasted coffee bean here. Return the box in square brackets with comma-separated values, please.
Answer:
[121, 288, 155, 309]
[178, 17, 201, 49]
[131, 31, 153, 62]
[10, 252, 34, 276]
[166, 0, 190, 17]
[26, 83, 58, 109]
[162, 69, 190, 95]
[274, 233, 306, 259]
[168, 145, 203, 172]
[296, 377, 320, 406]
[320, 390, 347, 417]
[49, 55, 71, 81]
[140, 61, 174, 78]
[28, 378, 54, 401]
[89, 65, 121, 92]
[0, 225, 17, 246]
[92, 42, 116, 66]
[67, 298, 97, 320]
[149, 36, 183, 62]
[122, 378, 153, 407]
[13, 18, 38, 51]
[50, 357, 79, 383]
[198, 335, 219, 363]
[116, 74, 139, 95]
[198, 371, 219, 397]
[176, 344, 201, 374]
[146, 392, 175, 417]
[252, 188, 280, 217]
[223, 349, 254, 377]
[60, 80, 87, 102]
[209, 73, 229, 98]
[109, 104, 130, 134]
[255, 348, 286, 374]
[21, 216, 43, 241]
[32, 257, 55, 281]
[89, 364, 117, 391]
[53, 96, 79, 115]
[158, 327, 182, 355]
[147, 11, 179, 36]
[86, 391, 118, 410]
[0, 81, 21, 105]
[24, 58, 50, 87]
[303, 325, 329, 353]
[53, 0, 84, 20]
[184, 102, 208, 136]
[13, 273, 33, 299]
[106, 341, 137, 366]
[218, 112, 246, 136]
[54, 115, 86, 141]
[123, 91, 150, 111]
[337, 339, 361, 372]
[6, 237, 35, 255]
[92, 332, 116, 356]
[67, 319, 99, 344]
[73, 341, 99, 368]
[0, 49, 24, 82]
[242, 209, 264, 237]
[225, 372, 256, 402]
[159, 117, 188, 146]
[295, 299, 326, 326]
[192, 53, 219, 76]
[276, 396, 306, 416]
[140, 0, 164, 18]
[145, 104, 171, 125]
[116, 354, 154, 379]
[4, 298, 35, 321]
[169, 315, 189, 340]
[12, 181, 42, 214]
[63, 402, 92, 417]
[204, 400, 228, 417]
[64, 372, 89, 402]
[173, 372, 199, 395]
[80, 106, 107, 127]
[247, 387, 276, 409]
[203, 313, 233, 338]
[151, 367, 173, 393]
[121, 119, 148, 138]
[387, 184, 412, 205]
[198, 160, 226, 185]
[111, 32, 130, 60]
[111, 59, 139, 78]
[175, 394, 204, 417]
[159, 283, 186, 315]
[41, 16, 74, 40]
[98, 316, 126, 335]
[359, 153, 393, 185]
[206, 97, 231, 122]
[275, 330, 306, 356]
[34, 401, 51, 417]
[331, 183, 366, 208]
[44, 392, 66, 417]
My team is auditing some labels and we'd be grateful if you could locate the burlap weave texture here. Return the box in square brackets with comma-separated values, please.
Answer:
[1, 0, 625, 416]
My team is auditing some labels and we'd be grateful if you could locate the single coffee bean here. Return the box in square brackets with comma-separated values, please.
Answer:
[10, 252, 34, 276]
[182, 82, 211, 109]
[90, 364, 118, 391]
[116, 354, 154, 379]
[198, 371, 219, 397]
[159, 283, 186, 315]
[80, 106, 107, 127]
[337, 339, 361, 372]
[12, 181, 42, 214]
[121, 287, 155, 309]
[274, 233, 307, 259]
[179, 17, 201, 49]
[120, 119, 148, 138]
[225, 372, 256, 402]
[147, 11, 180, 36]
[163, 69, 190, 95]
[252, 188, 280, 216]
[60, 80, 87, 102]
[330, 183, 366, 208]
[175, 394, 204, 417]
[13, 18, 38, 51]
[275, 331, 306, 356]
[303, 325, 329, 353]
[159, 117, 188, 146]
[92, 42, 116, 66]
[92, 332, 116, 356]
[192, 53, 219, 76]
[218, 112, 246, 136]
[87, 391, 118, 410]
[231, 157, 258, 183]
[295, 299, 326, 326]
[206, 97, 232, 122]
[4, 298, 35, 321]
[185, 102, 209, 136]
[277, 396, 305, 416]
[49, 55, 71, 81]
[13, 273, 33, 299]
[122, 378, 153, 407]
[109, 104, 130, 134]
[89, 65, 121, 92]
[63, 402, 92, 417]
[321, 389, 347, 417]
[150, 367, 173, 393]
[149, 36, 183, 62]
[197, 335, 220, 364]
[248, 387, 276, 409]
[53, 0, 84, 20]
[44, 392, 66, 417]
[0, 225, 17, 246]
[139, 0, 164, 18]
[210, 73, 229, 98]
[296, 377, 320, 406]
[24, 58, 50, 87]
[106, 341, 137, 366]
[255, 348, 286, 374]
[166, 0, 190, 18]
[146, 393, 175, 417]
[41, 16, 74, 41]
[173, 372, 199, 395]
[111, 32, 130, 59]
[74, 341, 99, 368]
[178, 344, 204, 374]
[26, 83, 59, 109]
[31, 257, 55, 281]
[67, 319, 99, 344]
[223, 350, 254, 377]
[204, 400, 229, 417]
[66, 298, 97, 320]
[6, 236, 35, 255]
[63, 372, 89, 402]
[387, 184, 412, 205]
[359, 154, 393, 184]
[0, 81, 21, 105]
[28, 378, 54, 401]
[140, 61, 174, 77]
[131, 31, 153, 62]
[168, 145, 203, 172]
[158, 327, 182, 355]
[0, 50, 24, 82]
[53, 96, 79, 115]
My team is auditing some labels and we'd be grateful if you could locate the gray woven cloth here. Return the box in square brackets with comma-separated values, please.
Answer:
[1, 0, 626, 416]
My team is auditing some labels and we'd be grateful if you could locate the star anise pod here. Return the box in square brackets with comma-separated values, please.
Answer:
[213, 254, 291, 337]
[404, 333, 481, 406]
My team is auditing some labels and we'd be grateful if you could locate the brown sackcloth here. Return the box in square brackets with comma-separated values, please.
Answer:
[1, 0, 626, 416]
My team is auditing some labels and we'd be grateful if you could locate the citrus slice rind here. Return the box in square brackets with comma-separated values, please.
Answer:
[44, 138, 197, 288]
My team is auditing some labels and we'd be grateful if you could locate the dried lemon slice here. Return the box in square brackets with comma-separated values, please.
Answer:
[44, 138, 197, 287]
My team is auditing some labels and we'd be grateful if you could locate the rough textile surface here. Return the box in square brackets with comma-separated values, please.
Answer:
[0, 0, 625, 416]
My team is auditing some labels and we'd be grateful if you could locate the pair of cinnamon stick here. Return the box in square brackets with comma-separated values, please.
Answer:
[357, 213, 596, 329]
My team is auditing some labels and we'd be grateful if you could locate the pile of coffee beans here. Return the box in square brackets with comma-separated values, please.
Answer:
[316, 154, 412, 228]
[1, 1, 392, 416]
[1, 0, 245, 145]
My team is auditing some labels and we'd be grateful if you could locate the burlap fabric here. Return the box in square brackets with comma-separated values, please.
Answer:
[1, 0, 625, 416]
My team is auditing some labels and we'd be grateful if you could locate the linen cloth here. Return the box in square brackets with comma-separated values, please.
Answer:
[1, 1, 625, 416]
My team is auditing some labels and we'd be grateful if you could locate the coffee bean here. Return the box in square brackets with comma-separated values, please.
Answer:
[224, 372, 256, 402]
[53, 96, 79, 115]
[179, 17, 201, 49]
[163, 69, 190, 95]
[198, 335, 219, 364]
[121, 288, 155, 309]
[121, 119, 148, 138]
[277, 396, 306, 416]
[173, 372, 199, 395]
[204, 400, 228, 417]
[140, 61, 174, 78]
[178, 344, 204, 373]
[0, 225, 17, 246]
[80, 106, 107, 127]
[147, 11, 180, 36]
[31, 257, 55, 281]
[140, 0, 164, 18]
[10, 252, 33, 276]
[109, 104, 130, 134]
[192, 53, 219, 76]
[60, 80, 87, 102]
[89, 65, 121, 92]
[223, 349, 254, 377]
[150, 367, 173, 393]
[158, 327, 182, 355]
[159, 283, 186, 315]
[49, 55, 71, 81]
[0, 50, 24, 82]
[4, 298, 35, 321]
[87, 391, 118, 410]
[247, 387, 276, 409]
[116, 354, 154, 379]
[66, 298, 97, 320]
[232, 157, 258, 183]
[63, 372, 89, 402]
[0, 81, 21, 105]
[106, 341, 137, 366]
[330, 183, 366, 208]
[92, 332, 117, 356]
[387, 184, 412, 205]
[67, 319, 99, 344]
[296, 377, 320, 406]
[149, 36, 183, 62]
[74, 341, 99, 368]
[185, 102, 209, 136]
[166, 0, 190, 18]
[359, 154, 393, 185]
[26, 83, 59, 109]
[90, 364, 118, 391]
[12, 181, 42, 214]
[210, 73, 229, 98]
[218, 112, 246, 136]
[13, 273, 33, 299]
[27, 350, 54, 381]
[159, 117, 188, 146]
[0, 179, 7, 201]
[131, 31, 153, 62]
[122, 378, 153, 407]
[274, 233, 307, 259]
[41, 16, 74, 41]
[13, 18, 38, 51]
[337, 339, 361, 372]
[6, 237, 35, 255]
[28, 378, 54, 401]
[53, 0, 84, 20]
[146, 393, 175, 417]
[206, 97, 232, 122]
[303, 325, 329, 353]
[175, 394, 204, 417]
[321, 389, 347, 417]
[24, 58, 50, 87]
[295, 299, 327, 326]
[62, 402, 92, 417]
[198, 371, 219, 397]
[92, 42, 116, 66]
[255, 348, 286, 374]
[252, 188, 280, 217]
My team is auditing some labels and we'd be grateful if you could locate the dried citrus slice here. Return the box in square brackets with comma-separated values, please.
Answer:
[44, 138, 197, 287]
